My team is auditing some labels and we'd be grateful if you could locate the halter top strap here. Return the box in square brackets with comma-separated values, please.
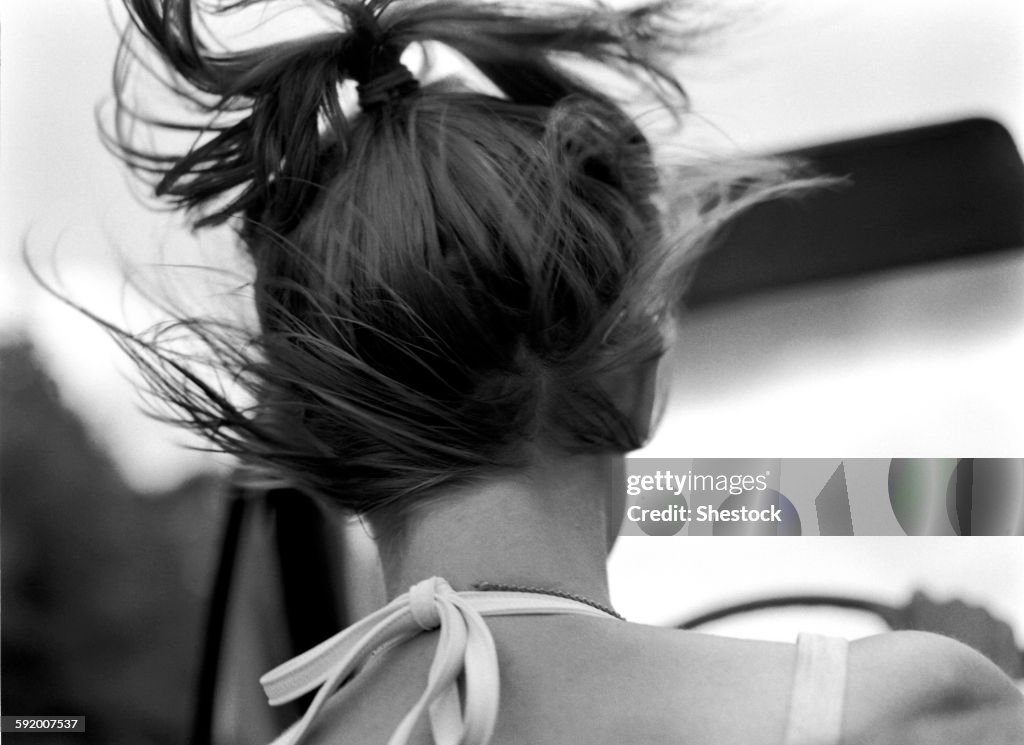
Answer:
[781, 633, 849, 745]
[260, 576, 617, 745]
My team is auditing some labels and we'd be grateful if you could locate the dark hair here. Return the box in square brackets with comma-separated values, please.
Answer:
[104, 0, 785, 529]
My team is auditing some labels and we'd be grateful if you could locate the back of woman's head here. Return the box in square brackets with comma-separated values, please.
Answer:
[110, 0, 770, 530]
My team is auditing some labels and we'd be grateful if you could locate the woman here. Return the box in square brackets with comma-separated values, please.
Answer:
[108, 1, 1023, 743]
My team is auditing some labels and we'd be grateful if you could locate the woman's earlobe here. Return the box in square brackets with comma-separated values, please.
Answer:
[598, 358, 660, 446]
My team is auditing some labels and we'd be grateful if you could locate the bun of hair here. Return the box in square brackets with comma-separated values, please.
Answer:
[112, 0, 700, 233]
[107, 0, 785, 529]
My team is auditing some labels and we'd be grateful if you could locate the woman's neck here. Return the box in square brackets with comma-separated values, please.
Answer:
[380, 453, 623, 607]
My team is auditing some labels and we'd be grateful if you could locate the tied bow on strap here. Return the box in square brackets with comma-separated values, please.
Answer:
[261, 576, 499, 745]
[261, 576, 615, 745]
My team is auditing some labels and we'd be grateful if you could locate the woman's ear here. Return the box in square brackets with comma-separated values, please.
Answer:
[598, 357, 660, 446]
[599, 359, 658, 551]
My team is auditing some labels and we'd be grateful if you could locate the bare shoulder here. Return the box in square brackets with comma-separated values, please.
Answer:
[299, 618, 800, 745]
[296, 624, 1022, 745]
[845, 630, 1023, 735]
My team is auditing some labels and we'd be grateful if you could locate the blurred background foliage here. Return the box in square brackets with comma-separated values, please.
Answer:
[1, 340, 223, 745]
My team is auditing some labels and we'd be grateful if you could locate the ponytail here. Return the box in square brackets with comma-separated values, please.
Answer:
[112, 0, 701, 231]
[107, 0, 786, 528]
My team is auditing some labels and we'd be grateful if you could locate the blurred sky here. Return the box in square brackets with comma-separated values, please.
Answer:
[2, 1, 1023, 638]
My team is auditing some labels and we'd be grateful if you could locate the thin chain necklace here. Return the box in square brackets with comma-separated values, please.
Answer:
[470, 582, 626, 621]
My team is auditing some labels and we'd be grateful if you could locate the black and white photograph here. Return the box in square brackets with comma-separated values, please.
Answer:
[2, 1, 1023, 744]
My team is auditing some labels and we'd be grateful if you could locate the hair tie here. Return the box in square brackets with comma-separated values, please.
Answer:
[357, 62, 419, 112]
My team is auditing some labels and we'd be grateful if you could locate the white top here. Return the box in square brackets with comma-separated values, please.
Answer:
[782, 633, 849, 745]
